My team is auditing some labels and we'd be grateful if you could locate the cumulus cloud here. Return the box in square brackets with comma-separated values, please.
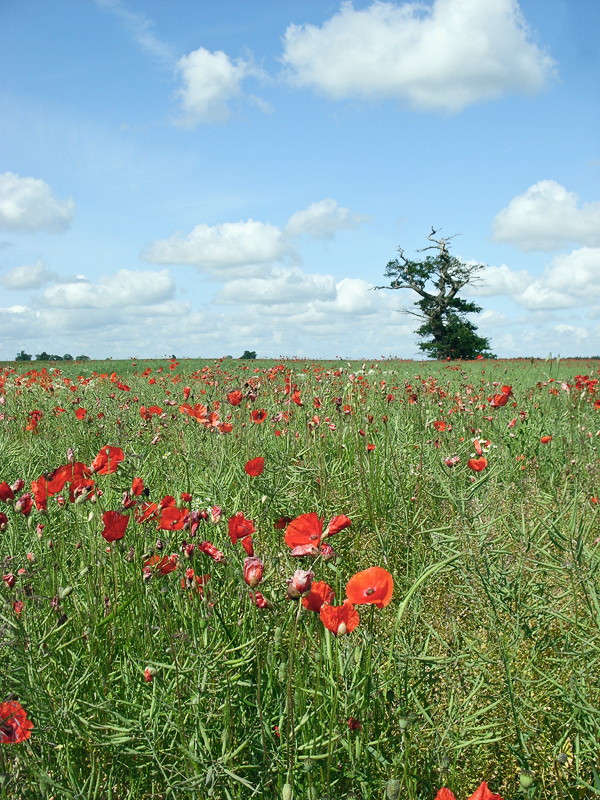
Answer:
[0, 260, 55, 290]
[280, 0, 555, 112]
[284, 199, 369, 239]
[0, 172, 75, 233]
[175, 47, 265, 126]
[42, 269, 174, 309]
[492, 181, 600, 251]
[217, 267, 336, 305]
[143, 220, 289, 274]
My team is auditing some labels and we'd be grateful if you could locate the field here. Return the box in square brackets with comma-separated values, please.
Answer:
[2, 355, 600, 800]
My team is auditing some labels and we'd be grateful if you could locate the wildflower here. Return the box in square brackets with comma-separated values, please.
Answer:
[347, 717, 361, 731]
[320, 599, 359, 637]
[144, 667, 157, 682]
[101, 511, 129, 542]
[0, 513, 7, 531]
[346, 566, 394, 608]
[3, 573, 15, 589]
[75, 407, 87, 420]
[91, 445, 124, 475]
[274, 516, 292, 530]
[14, 600, 23, 614]
[433, 421, 447, 431]
[227, 390, 243, 406]
[198, 541, 226, 563]
[228, 512, 255, 544]
[302, 580, 334, 612]
[467, 457, 487, 472]
[144, 554, 178, 576]
[541, 435, 552, 444]
[14, 493, 33, 516]
[243, 557, 264, 588]
[287, 569, 314, 600]
[158, 506, 189, 531]
[245, 457, 265, 477]
[0, 482, 15, 503]
[366, 443, 376, 452]
[132, 477, 144, 496]
[323, 514, 351, 538]
[444, 455, 460, 468]
[434, 783, 503, 800]
[250, 590, 272, 609]
[251, 409, 267, 424]
[490, 393, 509, 408]
[0, 700, 34, 743]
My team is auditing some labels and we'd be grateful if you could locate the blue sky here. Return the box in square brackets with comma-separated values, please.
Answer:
[1, 0, 599, 359]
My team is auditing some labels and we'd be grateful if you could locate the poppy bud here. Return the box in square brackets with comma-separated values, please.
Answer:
[243, 557, 264, 589]
[286, 569, 314, 600]
[144, 666, 158, 682]
[59, 586, 73, 599]
[274, 626, 282, 649]
[519, 770, 534, 790]
[210, 505, 222, 524]
[282, 784, 293, 800]
[11, 479, 25, 493]
[156, 539, 165, 551]
[3, 573, 15, 589]
[278, 662, 287, 682]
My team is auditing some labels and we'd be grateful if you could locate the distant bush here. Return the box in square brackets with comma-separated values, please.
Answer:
[15, 350, 32, 361]
[35, 352, 63, 361]
[63, 354, 74, 361]
[75, 355, 90, 361]
[240, 350, 257, 360]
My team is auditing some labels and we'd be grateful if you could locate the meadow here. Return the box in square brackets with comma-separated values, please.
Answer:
[1, 355, 600, 800]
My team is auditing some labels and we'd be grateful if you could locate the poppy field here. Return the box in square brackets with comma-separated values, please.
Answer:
[2, 355, 600, 799]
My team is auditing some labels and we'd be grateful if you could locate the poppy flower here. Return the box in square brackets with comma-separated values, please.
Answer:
[183, 386, 191, 400]
[198, 541, 225, 563]
[227, 390, 243, 406]
[0, 513, 7, 531]
[433, 421, 447, 431]
[132, 477, 144, 496]
[0, 701, 33, 744]
[228, 512, 255, 544]
[245, 457, 265, 477]
[101, 511, 129, 542]
[181, 492, 192, 503]
[302, 580, 335, 612]
[287, 569, 314, 600]
[323, 514, 352, 538]
[490, 393, 509, 408]
[366, 443, 376, 452]
[284, 513, 323, 550]
[0, 482, 15, 502]
[158, 506, 189, 531]
[92, 446, 124, 475]
[274, 516, 292, 530]
[320, 599, 359, 637]
[251, 409, 267, 424]
[467, 457, 487, 472]
[75, 407, 87, 420]
[14, 493, 33, 516]
[243, 557, 264, 588]
[501, 385, 512, 396]
[346, 566, 394, 609]
[69, 478, 95, 503]
[541, 435, 552, 444]
[434, 783, 503, 800]
[46, 464, 73, 494]
[291, 390, 302, 406]
[3, 573, 15, 589]
[144, 554, 178, 575]
[473, 439, 483, 455]
[135, 502, 159, 523]
[218, 422, 233, 434]
[160, 495, 176, 509]
[31, 477, 47, 512]
[241, 535, 254, 556]
[250, 591, 272, 609]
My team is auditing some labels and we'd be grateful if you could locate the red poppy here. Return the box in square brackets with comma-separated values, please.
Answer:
[540, 435, 552, 444]
[132, 477, 144, 496]
[346, 566, 394, 608]
[320, 599, 359, 636]
[101, 511, 129, 542]
[69, 478, 95, 503]
[0, 513, 7, 531]
[302, 580, 335, 612]
[135, 502, 158, 523]
[0, 701, 33, 744]
[490, 393, 509, 408]
[433, 420, 447, 431]
[160, 495, 176, 508]
[250, 591, 272, 609]
[183, 386, 191, 400]
[243, 556, 264, 588]
[14, 493, 33, 516]
[31, 477, 47, 512]
[181, 492, 192, 503]
[323, 514, 352, 538]
[251, 409, 267, 424]
[274, 516, 292, 530]
[366, 443, 376, 452]
[46, 464, 73, 494]
[0, 482, 14, 502]
[435, 783, 503, 800]
[473, 439, 483, 455]
[287, 569, 314, 599]
[501, 385, 512, 396]
[158, 506, 189, 531]
[284, 513, 323, 550]
[75, 407, 87, 420]
[245, 456, 265, 477]
[144, 554, 178, 575]
[467, 457, 487, 472]
[92, 446, 124, 475]
[291, 390, 302, 406]
[227, 390, 243, 406]
[228, 512, 255, 544]
[3, 573, 15, 589]
[241, 535, 254, 556]
[198, 541, 226, 563]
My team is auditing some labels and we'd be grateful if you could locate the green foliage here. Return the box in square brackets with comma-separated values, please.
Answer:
[15, 350, 32, 361]
[240, 349, 257, 359]
[75, 354, 90, 361]
[62, 353, 74, 361]
[380, 229, 495, 359]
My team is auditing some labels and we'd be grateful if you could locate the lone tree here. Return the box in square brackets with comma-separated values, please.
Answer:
[374, 228, 495, 360]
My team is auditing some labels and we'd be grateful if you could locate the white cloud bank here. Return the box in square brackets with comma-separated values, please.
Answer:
[492, 180, 600, 251]
[281, 0, 555, 112]
[143, 199, 367, 275]
[0, 172, 75, 233]
[175, 47, 267, 126]
[0, 260, 55, 290]
[42, 269, 174, 309]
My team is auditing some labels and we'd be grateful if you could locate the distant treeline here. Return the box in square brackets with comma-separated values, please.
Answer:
[15, 351, 90, 362]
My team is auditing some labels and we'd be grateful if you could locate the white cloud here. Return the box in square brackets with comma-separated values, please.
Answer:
[42, 269, 174, 309]
[0, 172, 75, 233]
[470, 263, 534, 297]
[0, 260, 55, 290]
[284, 199, 369, 239]
[217, 267, 336, 305]
[544, 248, 600, 296]
[175, 47, 265, 126]
[492, 181, 600, 251]
[143, 220, 289, 274]
[94, 0, 173, 63]
[281, 0, 555, 112]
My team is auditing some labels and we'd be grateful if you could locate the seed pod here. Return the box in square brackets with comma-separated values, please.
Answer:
[59, 586, 73, 599]
[386, 779, 400, 800]
[354, 645, 362, 665]
[274, 627, 282, 649]
[519, 770, 534, 790]
[282, 784, 293, 800]
[278, 662, 287, 683]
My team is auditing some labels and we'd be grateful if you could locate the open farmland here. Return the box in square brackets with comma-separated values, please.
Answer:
[1, 356, 600, 799]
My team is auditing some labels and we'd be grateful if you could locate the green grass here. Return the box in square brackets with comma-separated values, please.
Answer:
[1, 356, 600, 799]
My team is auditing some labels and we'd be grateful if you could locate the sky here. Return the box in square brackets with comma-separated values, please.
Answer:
[0, 0, 599, 361]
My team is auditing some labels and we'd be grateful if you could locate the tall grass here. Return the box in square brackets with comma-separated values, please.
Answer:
[1, 357, 600, 798]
